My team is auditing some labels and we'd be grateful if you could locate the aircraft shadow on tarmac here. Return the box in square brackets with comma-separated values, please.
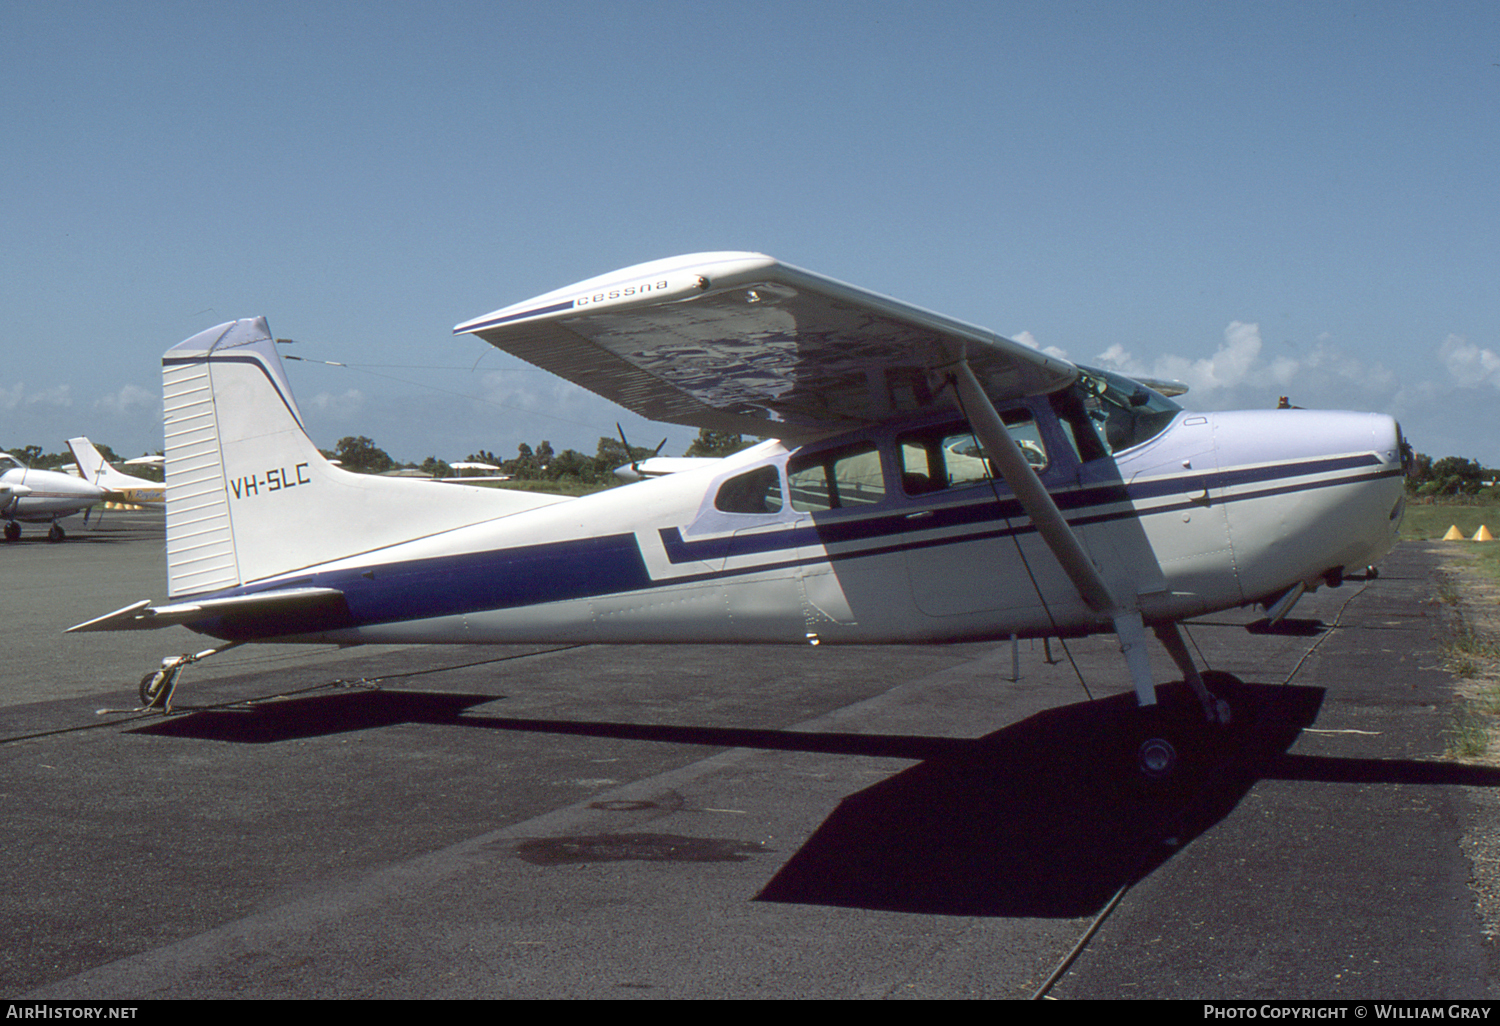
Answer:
[130, 680, 1500, 919]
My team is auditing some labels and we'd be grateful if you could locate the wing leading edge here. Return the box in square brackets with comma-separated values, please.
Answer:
[455, 252, 1078, 442]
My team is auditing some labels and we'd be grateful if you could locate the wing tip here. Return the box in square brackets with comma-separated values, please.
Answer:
[453, 251, 776, 336]
[66, 599, 153, 633]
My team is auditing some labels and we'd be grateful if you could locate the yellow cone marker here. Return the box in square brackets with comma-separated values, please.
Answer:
[1444, 525, 1465, 540]
[1476, 525, 1495, 542]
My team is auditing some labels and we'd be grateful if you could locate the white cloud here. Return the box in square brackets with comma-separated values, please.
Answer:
[1125, 320, 1264, 395]
[94, 383, 156, 415]
[1010, 330, 1070, 361]
[306, 388, 366, 419]
[1439, 334, 1500, 388]
[19, 384, 73, 409]
[1086, 322, 1410, 414]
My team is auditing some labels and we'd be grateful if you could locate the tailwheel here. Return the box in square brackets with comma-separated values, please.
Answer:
[47, 523, 65, 543]
[139, 659, 189, 710]
[135, 642, 243, 712]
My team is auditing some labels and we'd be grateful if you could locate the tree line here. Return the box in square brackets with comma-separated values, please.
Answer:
[1405, 453, 1496, 500]
[0, 430, 750, 487]
[10, 434, 1490, 501]
[0, 442, 165, 481]
[325, 428, 751, 485]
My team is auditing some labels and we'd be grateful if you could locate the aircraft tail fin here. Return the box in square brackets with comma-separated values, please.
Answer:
[66, 437, 110, 485]
[162, 318, 565, 598]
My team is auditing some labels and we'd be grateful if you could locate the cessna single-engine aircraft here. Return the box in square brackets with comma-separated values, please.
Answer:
[1, 452, 106, 541]
[67, 436, 165, 506]
[70, 253, 1407, 775]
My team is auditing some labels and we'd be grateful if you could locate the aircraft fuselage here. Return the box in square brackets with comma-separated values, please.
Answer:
[187, 394, 1406, 649]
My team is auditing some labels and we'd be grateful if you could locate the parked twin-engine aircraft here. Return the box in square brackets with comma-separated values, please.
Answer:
[66, 436, 165, 507]
[1, 452, 106, 541]
[70, 252, 1407, 774]
[1, 453, 107, 540]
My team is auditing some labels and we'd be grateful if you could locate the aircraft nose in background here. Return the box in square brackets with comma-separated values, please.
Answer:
[66, 477, 107, 502]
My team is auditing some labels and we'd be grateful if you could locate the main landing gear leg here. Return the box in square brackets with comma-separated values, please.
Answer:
[138, 642, 243, 712]
[1153, 623, 1231, 726]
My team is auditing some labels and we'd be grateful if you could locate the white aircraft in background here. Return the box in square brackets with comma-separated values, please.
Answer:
[612, 455, 719, 481]
[1, 453, 106, 542]
[66, 437, 165, 506]
[610, 428, 719, 482]
[70, 252, 1408, 777]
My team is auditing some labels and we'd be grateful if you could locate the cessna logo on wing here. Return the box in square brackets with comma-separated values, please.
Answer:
[230, 463, 311, 500]
[572, 279, 671, 308]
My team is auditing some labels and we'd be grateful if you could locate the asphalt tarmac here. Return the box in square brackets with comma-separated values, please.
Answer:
[4, 510, 1497, 999]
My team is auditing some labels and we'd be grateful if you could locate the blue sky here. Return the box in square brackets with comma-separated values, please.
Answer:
[4, 0, 1498, 466]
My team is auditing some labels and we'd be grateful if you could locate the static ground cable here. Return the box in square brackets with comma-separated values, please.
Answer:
[0, 645, 585, 745]
[1031, 881, 1132, 999]
[1279, 580, 1370, 687]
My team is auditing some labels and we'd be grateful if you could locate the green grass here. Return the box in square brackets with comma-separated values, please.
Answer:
[1403, 495, 1500, 587]
[1446, 706, 1492, 759]
[454, 477, 617, 497]
[1418, 495, 1500, 759]
[1401, 497, 1500, 541]
[491, 478, 616, 497]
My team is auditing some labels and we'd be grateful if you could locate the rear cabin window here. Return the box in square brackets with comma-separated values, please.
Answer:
[897, 413, 1048, 495]
[786, 441, 885, 512]
[713, 465, 784, 514]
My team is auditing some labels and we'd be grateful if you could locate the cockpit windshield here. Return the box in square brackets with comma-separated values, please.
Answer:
[0, 453, 25, 472]
[1073, 365, 1183, 454]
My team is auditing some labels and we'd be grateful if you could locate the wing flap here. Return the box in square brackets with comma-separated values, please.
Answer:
[456, 253, 1077, 441]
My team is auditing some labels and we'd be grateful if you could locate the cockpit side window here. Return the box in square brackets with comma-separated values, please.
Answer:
[1070, 366, 1182, 455]
[713, 465, 784, 515]
[787, 441, 885, 512]
[1048, 388, 1109, 464]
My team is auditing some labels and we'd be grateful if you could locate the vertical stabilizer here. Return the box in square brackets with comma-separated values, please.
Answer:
[163, 320, 256, 596]
[162, 318, 567, 598]
[66, 437, 109, 485]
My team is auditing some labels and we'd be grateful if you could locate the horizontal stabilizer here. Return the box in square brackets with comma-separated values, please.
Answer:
[66, 587, 345, 633]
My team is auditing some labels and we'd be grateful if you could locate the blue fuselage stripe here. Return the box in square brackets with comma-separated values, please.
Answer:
[206, 454, 1396, 638]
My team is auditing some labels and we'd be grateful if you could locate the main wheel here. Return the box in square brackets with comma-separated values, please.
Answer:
[1138, 736, 1179, 779]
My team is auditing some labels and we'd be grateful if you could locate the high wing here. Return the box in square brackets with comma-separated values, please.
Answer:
[457, 253, 1166, 709]
[454, 252, 1078, 442]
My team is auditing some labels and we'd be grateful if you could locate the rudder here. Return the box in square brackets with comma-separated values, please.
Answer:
[162, 318, 565, 598]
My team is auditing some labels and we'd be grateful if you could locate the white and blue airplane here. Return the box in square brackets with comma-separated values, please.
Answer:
[2, 452, 106, 542]
[69, 252, 1407, 774]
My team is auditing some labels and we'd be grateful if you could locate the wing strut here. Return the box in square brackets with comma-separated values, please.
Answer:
[944, 359, 1159, 708]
